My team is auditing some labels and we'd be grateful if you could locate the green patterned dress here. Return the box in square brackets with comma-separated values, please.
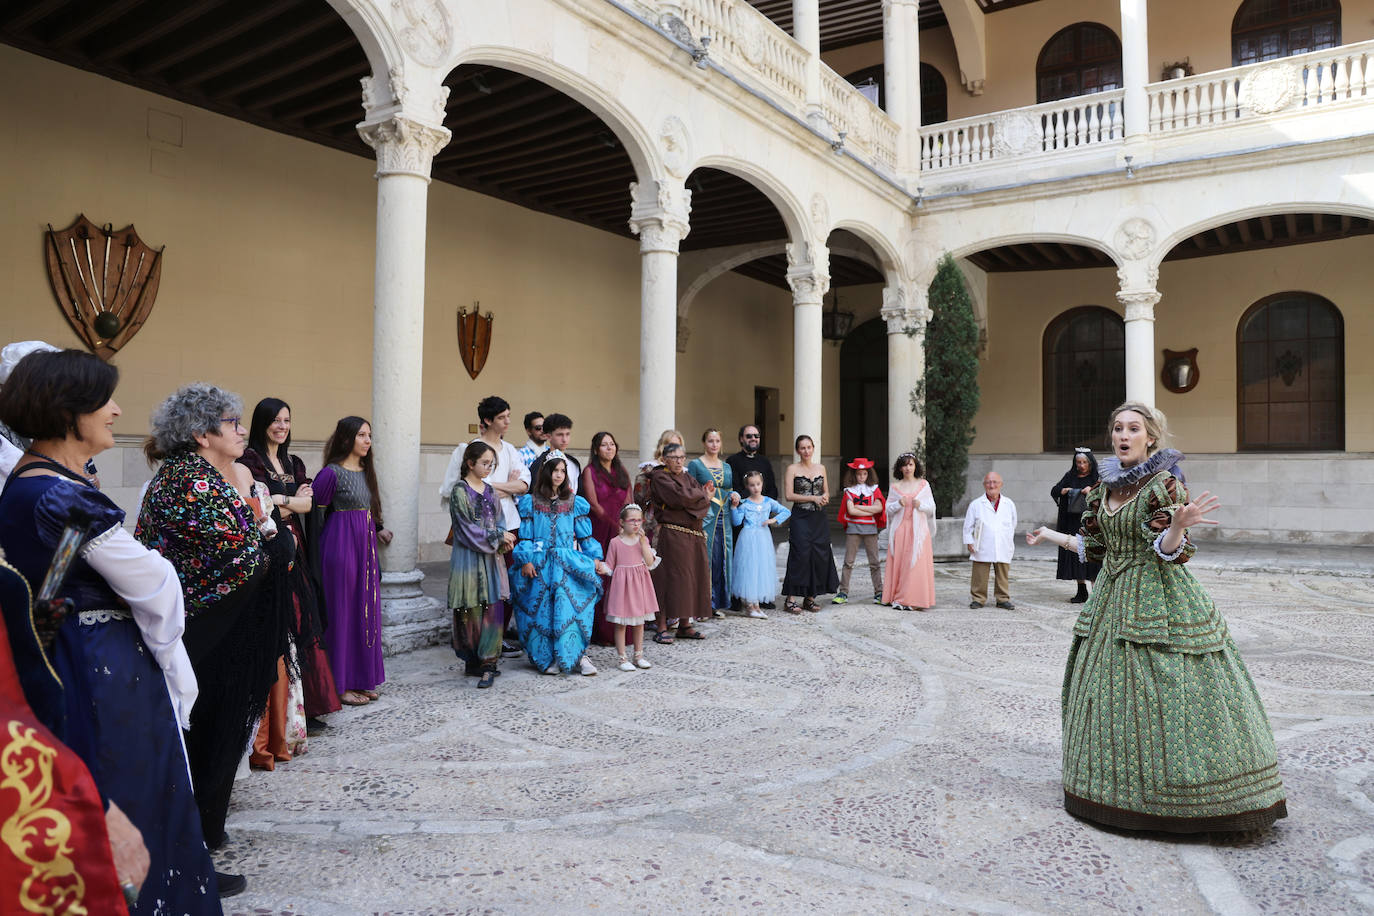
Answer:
[1062, 471, 1287, 832]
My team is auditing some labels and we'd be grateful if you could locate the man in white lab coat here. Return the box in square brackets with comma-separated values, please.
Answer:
[962, 471, 1018, 609]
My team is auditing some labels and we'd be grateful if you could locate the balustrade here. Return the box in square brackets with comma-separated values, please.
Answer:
[676, 0, 808, 110]
[918, 91, 1123, 173]
[1148, 39, 1374, 134]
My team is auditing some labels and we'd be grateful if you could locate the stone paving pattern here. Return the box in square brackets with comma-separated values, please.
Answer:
[220, 547, 1374, 914]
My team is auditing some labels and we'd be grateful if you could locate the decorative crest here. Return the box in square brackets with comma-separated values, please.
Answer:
[1161, 348, 1200, 394]
[457, 302, 493, 379]
[44, 215, 164, 360]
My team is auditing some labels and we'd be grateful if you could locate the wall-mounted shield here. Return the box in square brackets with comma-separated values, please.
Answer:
[457, 304, 493, 380]
[1161, 347, 1200, 394]
[45, 216, 164, 360]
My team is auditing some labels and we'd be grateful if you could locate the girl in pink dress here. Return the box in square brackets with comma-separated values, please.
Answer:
[603, 504, 661, 671]
[882, 453, 937, 611]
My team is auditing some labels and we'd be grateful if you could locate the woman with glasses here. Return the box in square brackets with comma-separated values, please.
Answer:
[647, 442, 711, 641]
[137, 382, 293, 894]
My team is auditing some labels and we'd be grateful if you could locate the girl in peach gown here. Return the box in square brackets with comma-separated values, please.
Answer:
[882, 453, 937, 611]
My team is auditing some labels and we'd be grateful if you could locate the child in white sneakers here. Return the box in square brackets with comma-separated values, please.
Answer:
[603, 504, 660, 670]
[834, 458, 885, 605]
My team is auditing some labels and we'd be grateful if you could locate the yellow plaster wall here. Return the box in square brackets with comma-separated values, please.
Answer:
[0, 46, 823, 454]
[972, 238, 1374, 454]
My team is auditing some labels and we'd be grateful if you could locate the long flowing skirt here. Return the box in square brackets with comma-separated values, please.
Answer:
[883, 508, 935, 609]
[511, 548, 601, 672]
[320, 511, 384, 692]
[1062, 584, 1287, 832]
[781, 509, 839, 598]
[54, 616, 220, 911]
[651, 527, 710, 624]
[731, 527, 780, 603]
[452, 600, 505, 672]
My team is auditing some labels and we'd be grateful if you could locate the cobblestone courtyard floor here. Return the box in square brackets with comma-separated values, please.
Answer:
[221, 551, 1374, 915]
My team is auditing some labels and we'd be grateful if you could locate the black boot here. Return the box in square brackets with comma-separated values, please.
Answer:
[1069, 583, 1089, 603]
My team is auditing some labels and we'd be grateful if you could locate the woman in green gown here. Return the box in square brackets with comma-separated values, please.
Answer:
[1028, 402, 1286, 833]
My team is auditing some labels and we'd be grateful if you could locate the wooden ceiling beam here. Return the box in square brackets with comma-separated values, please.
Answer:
[47, 0, 144, 47]
[1259, 214, 1274, 241]
[509, 162, 635, 195]
[1213, 224, 1230, 247]
[140, 2, 303, 74]
[92, 0, 231, 62]
[212, 38, 358, 100]
[1284, 213, 1298, 238]
[443, 84, 562, 126]
[1340, 214, 1353, 234]
[274, 86, 364, 121]
[1030, 242, 1063, 266]
[175, 16, 335, 85]
[472, 148, 628, 183]
[441, 103, 585, 146]
[1236, 218, 1253, 244]
[242, 58, 367, 112]
[4, 0, 72, 33]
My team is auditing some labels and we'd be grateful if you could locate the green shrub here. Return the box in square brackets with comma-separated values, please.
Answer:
[914, 255, 980, 516]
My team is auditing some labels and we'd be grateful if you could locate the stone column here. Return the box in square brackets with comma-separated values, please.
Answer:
[882, 284, 929, 455]
[883, 0, 923, 173]
[1120, 0, 1150, 138]
[1117, 272, 1160, 406]
[793, 0, 824, 126]
[629, 180, 692, 463]
[786, 242, 829, 452]
[358, 114, 451, 651]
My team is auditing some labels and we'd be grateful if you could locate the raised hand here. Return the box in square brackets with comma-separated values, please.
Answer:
[1173, 491, 1221, 528]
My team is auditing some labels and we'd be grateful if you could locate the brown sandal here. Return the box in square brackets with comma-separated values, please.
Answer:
[802, 598, 821, 612]
[784, 601, 802, 615]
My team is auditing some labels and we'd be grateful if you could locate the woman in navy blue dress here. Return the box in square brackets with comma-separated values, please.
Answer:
[0, 348, 221, 911]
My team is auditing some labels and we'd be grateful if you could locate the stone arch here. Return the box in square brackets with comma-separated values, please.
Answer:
[688, 155, 811, 249]
[449, 45, 660, 182]
[325, 0, 407, 83]
[1155, 202, 1374, 270]
[830, 220, 902, 287]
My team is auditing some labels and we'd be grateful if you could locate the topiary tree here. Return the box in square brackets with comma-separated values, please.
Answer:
[913, 254, 980, 517]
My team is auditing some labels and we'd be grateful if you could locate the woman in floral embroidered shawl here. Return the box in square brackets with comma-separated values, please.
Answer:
[1028, 402, 1286, 833]
[137, 382, 293, 894]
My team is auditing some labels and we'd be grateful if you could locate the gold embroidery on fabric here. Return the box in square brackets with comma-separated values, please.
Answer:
[1, 720, 86, 914]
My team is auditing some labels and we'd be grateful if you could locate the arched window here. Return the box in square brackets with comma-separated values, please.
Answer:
[1043, 307, 1125, 451]
[841, 63, 948, 125]
[1237, 292, 1344, 450]
[1233, 0, 1340, 67]
[1036, 23, 1122, 104]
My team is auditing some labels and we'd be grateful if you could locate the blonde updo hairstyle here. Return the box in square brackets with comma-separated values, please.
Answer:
[1106, 401, 1169, 456]
[653, 428, 685, 463]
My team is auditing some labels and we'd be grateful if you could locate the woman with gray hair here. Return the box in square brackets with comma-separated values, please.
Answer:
[136, 382, 293, 895]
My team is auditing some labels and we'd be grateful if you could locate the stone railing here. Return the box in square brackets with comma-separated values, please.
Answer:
[1148, 39, 1374, 133]
[819, 66, 899, 170]
[919, 90, 1124, 172]
[677, 0, 808, 110]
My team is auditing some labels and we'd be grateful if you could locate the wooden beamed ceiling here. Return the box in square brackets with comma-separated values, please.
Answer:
[747, 0, 1046, 52]
[965, 213, 1374, 273]
[0, 0, 885, 288]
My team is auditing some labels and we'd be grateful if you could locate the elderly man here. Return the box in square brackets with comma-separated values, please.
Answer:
[963, 471, 1018, 609]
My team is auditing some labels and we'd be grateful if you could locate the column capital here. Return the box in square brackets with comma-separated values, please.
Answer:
[1116, 264, 1160, 321]
[628, 180, 692, 254]
[785, 241, 829, 306]
[881, 285, 929, 333]
[358, 116, 451, 181]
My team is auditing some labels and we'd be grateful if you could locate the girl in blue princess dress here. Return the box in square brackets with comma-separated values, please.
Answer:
[729, 470, 791, 618]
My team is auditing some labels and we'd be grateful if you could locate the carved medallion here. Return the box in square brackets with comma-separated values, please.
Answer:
[1114, 217, 1156, 261]
[810, 193, 830, 233]
[394, 0, 452, 68]
[659, 116, 691, 179]
[457, 303, 493, 380]
[44, 216, 163, 360]
[1239, 64, 1300, 115]
[739, 17, 765, 66]
[992, 112, 1042, 157]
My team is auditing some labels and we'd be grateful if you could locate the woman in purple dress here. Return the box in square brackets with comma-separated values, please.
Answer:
[581, 431, 630, 645]
[314, 416, 392, 707]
